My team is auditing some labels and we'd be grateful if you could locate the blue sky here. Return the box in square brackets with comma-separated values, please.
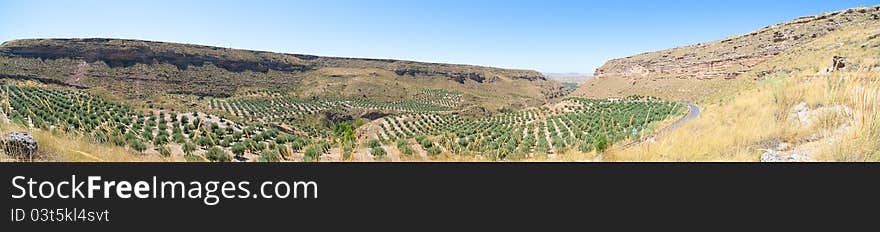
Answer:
[1, 0, 877, 73]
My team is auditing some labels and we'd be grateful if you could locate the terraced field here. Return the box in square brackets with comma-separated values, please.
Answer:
[210, 89, 462, 121]
[365, 96, 684, 160]
[0, 85, 296, 162]
[1, 84, 684, 161]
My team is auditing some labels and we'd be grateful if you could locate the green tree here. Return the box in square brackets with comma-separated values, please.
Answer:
[334, 122, 355, 143]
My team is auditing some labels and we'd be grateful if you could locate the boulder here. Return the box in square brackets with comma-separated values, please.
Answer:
[760, 150, 809, 162]
[2, 132, 38, 159]
[824, 56, 848, 72]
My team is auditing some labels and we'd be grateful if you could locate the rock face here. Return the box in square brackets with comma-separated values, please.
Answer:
[2, 132, 38, 159]
[0, 38, 562, 111]
[0, 38, 545, 84]
[593, 6, 880, 81]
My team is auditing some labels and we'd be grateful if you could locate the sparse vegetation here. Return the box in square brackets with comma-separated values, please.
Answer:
[606, 22, 880, 161]
[3, 5, 875, 162]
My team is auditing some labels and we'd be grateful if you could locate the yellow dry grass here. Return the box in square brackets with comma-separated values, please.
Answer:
[0, 123, 162, 162]
[602, 23, 880, 162]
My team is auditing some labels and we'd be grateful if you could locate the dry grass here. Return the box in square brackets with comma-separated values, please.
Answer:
[0, 122, 163, 162]
[601, 23, 880, 162]
[814, 72, 880, 161]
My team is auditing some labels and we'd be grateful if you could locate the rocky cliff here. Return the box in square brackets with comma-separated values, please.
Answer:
[574, 5, 880, 102]
[594, 6, 880, 80]
[0, 38, 545, 83]
[0, 38, 563, 110]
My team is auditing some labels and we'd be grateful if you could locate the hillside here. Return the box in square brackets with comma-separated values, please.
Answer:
[0, 38, 568, 112]
[575, 5, 880, 102]
[599, 8, 880, 161]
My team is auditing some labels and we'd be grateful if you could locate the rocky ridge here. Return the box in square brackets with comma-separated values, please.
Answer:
[594, 6, 880, 81]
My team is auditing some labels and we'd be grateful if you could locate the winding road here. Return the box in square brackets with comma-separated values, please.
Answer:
[658, 103, 701, 135]
[619, 103, 700, 149]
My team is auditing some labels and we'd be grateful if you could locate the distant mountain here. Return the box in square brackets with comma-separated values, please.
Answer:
[544, 72, 593, 84]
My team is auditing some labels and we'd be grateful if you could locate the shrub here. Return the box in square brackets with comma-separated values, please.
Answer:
[156, 145, 171, 157]
[259, 149, 281, 162]
[427, 146, 442, 157]
[205, 146, 230, 162]
[153, 134, 168, 146]
[396, 139, 414, 157]
[173, 133, 186, 143]
[303, 146, 322, 162]
[129, 139, 147, 153]
[109, 134, 127, 146]
[578, 139, 594, 153]
[370, 146, 387, 160]
[231, 142, 246, 158]
[182, 142, 196, 156]
[593, 134, 609, 153]
[366, 139, 381, 149]
[334, 122, 355, 142]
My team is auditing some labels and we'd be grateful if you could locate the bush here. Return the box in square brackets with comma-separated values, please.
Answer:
[396, 139, 414, 157]
[578, 139, 593, 153]
[426, 146, 442, 157]
[205, 146, 230, 162]
[334, 122, 355, 142]
[231, 142, 246, 158]
[303, 146, 322, 162]
[153, 134, 168, 146]
[156, 145, 171, 157]
[173, 133, 186, 143]
[593, 134, 609, 153]
[109, 134, 127, 146]
[259, 149, 281, 162]
[366, 139, 381, 149]
[129, 139, 147, 153]
[370, 146, 387, 160]
[182, 142, 196, 156]
[536, 138, 549, 155]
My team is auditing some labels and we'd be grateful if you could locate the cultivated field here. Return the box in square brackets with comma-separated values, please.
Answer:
[0, 83, 684, 162]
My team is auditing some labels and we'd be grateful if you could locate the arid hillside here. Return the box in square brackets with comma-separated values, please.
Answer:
[575, 5, 880, 102]
[602, 15, 880, 161]
[0, 39, 568, 112]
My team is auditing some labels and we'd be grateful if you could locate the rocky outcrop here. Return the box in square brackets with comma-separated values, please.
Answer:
[0, 38, 554, 106]
[0, 38, 545, 83]
[3, 39, 311, 73]
[824, 56, 849, 73]
[393, 69, 487, 83]
[594, 6, 880, 81]
[2, 132, 38, 159]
